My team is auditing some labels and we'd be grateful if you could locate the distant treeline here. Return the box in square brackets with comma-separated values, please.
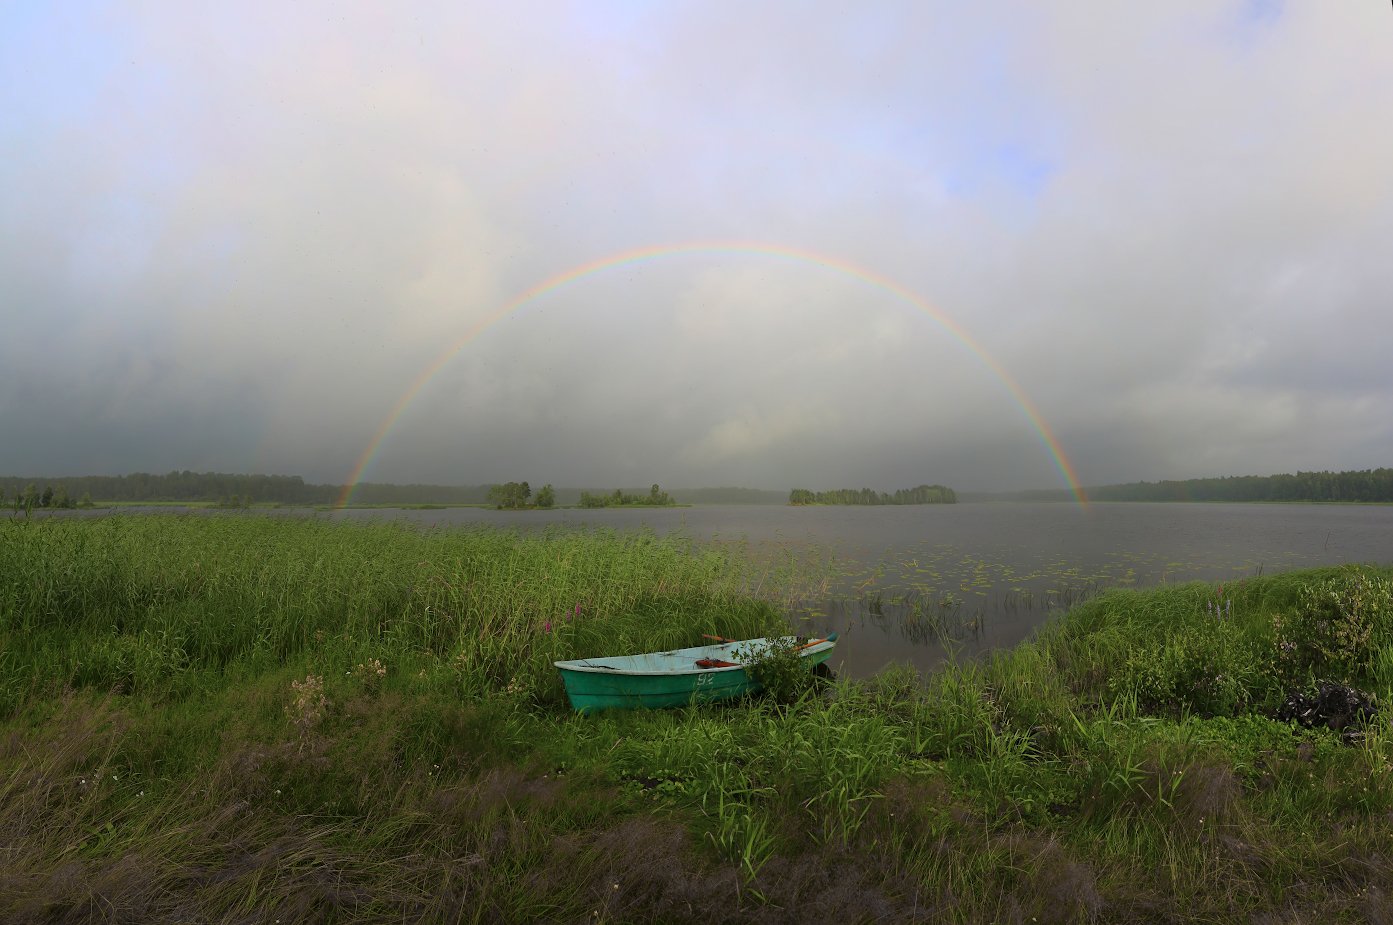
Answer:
[963, 468, 1393, 504]
[789, 484, 957, 506]
[0, 472, 497, 507]
[1090, 469, 1393, 503]
[14, 468, 1389, 508]
[346, 482, 491, 505]
[0, 472, 328, 506]
[0, 472, 725, 508]
[669, 487, 787, 505]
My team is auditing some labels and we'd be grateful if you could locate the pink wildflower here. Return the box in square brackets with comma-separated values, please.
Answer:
[543, 620, 552, 634]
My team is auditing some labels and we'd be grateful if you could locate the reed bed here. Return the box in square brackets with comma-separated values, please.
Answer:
[0, 514, 782, 712]
[3, 514, 1393, 923]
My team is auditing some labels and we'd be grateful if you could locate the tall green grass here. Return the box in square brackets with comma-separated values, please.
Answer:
[4, 514, 1393, 922]
[0, 514, 783, 713]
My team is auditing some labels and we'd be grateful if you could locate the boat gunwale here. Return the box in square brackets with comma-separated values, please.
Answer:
[553, 637, 835, 677]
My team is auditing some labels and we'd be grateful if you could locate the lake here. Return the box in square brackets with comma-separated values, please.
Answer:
[326, 502, 1393, 679]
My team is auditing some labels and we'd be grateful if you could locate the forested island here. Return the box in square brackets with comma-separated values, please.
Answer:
[485, 481, 555, 509]
[578, 484, 676, 507]
[788, 484, 957, 505]
[0, 483, 90, 511]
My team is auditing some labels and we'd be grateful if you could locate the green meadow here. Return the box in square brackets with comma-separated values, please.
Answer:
[3, 514, 1393, 923]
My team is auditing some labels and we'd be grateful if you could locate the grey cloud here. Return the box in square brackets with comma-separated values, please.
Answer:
[3, 2, 1391, 492]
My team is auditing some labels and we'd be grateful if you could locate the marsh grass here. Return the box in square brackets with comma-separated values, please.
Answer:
[3, 515, 1393, 922]
[0, 515, 782, 709]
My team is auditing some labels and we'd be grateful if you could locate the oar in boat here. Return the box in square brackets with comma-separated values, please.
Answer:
[793, 635, 833, 652]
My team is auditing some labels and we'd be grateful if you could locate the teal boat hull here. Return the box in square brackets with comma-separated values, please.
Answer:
[554, 634, 837, 713]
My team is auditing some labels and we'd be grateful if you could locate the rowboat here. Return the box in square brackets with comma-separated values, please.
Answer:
[554, 633, 838, 713]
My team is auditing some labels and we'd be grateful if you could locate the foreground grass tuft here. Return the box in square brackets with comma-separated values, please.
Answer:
[3, 514, 1393, 922]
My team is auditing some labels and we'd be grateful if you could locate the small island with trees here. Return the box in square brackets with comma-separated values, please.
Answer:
[486, 482, 677, 510]
[788, 484, 957, 506]
[578, 484, 676, 508]
[485, 481, 556, 509]
[2, 483, 94, 513]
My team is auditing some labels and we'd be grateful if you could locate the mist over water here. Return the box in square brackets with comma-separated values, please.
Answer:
[321, 502, 1393, 678]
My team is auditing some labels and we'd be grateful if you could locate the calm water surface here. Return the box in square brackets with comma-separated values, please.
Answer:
[325, 502, 1393, 679]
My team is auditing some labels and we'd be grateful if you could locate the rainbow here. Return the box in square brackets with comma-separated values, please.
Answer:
[336, 241, 1088, 507]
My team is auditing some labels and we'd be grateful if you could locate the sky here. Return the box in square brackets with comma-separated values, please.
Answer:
[3, 1, 1392, 494]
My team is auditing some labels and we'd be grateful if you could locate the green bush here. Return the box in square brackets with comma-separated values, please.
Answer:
[1275, 569, 1393, 683]
[739, 636, 817, 704]
[1109, 615, 1270, 717]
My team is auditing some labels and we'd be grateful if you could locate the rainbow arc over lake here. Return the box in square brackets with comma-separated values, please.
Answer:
[337, 241, 1088, 507]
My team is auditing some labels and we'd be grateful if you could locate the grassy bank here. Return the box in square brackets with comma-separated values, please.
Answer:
[3, 516, 1392, 922]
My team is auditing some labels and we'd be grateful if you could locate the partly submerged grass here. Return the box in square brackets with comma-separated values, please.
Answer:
[3, 515, 1393, 923]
